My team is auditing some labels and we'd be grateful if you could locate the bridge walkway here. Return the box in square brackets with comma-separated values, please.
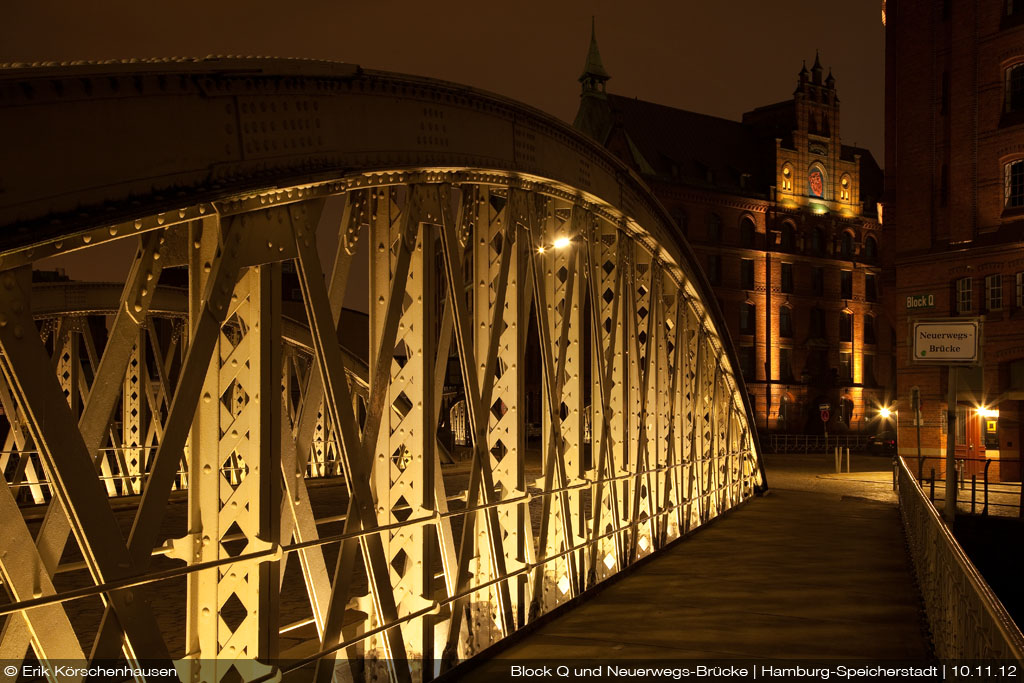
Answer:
[463, 455, 931, 672]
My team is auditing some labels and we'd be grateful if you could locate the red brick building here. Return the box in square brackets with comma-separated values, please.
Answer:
[575, 30, 893, 436]
[885, 0, 1024, 481]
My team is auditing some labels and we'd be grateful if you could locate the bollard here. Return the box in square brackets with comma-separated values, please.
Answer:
[971, 475, 977, 515]
[845, 447, 851, 473]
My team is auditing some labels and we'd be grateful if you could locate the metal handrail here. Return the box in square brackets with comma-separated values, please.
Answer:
[896, 455, 1024, 661]
[0, 448, 757, 618]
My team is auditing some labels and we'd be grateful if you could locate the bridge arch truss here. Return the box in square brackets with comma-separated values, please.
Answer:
[0, 61, 765, 682]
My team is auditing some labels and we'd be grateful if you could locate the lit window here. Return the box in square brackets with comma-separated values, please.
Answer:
[987, 274, 1003, 311]
[840, 175, 852, 202]
[957, 277, 972, 313]
[1007, 64, 1024, 112]
[781, 164, 793, 192]
[1006, 159, 1024, 208]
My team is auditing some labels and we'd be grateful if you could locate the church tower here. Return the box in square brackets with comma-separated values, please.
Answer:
[777, 53, 860, 214]
[578, 18, 610, 97]
[573, 19, 613, 141]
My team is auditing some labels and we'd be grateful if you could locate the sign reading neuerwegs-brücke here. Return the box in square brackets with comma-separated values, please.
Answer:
[912, 319, 980, 363]
[906, 293, 935, 310]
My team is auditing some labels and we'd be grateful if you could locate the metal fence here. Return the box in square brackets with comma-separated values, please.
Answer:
[760, 433, 870, 454]
[897, 456, 1024, 662]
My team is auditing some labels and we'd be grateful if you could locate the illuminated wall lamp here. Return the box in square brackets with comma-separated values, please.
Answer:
[977, 407, 999, 419]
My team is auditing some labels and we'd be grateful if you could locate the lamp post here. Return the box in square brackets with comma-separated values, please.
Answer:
[878, 404, 899, 453]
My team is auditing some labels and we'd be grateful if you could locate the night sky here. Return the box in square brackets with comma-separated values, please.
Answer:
[3, 0, 884, 297]
[2, 1, 884, 154]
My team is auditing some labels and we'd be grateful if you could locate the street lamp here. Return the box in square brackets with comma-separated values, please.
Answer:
[537, 236, 574, 254]
[878, 404, 899, 456]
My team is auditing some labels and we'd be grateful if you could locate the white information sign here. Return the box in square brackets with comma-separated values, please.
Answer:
[912, 319, 980, 364]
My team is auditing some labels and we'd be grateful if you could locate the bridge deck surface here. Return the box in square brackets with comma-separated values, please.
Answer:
[465, 455, 931, 671]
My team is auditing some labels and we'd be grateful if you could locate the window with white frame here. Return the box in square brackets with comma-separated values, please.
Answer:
[987, 274, 1003, 311]
[957, 277, 972, 313]
[1007, 159, 1024, 209]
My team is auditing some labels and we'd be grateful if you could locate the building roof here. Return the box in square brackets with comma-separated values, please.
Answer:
[577, 93, 882, 208]
[599, 94, 774, 196]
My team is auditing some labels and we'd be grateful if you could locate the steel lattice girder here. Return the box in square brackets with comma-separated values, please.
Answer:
[0, 175, 765, 683]
[0, 56, 764, 683]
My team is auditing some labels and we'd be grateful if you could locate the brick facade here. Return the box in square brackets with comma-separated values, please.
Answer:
[575, 35, 893, 435]
[885, 0, 1024, 481]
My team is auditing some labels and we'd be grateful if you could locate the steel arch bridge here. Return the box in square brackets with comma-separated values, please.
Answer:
[0, 59, 766, 682]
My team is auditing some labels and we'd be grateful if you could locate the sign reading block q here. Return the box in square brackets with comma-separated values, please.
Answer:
[912, 319, 980, 364]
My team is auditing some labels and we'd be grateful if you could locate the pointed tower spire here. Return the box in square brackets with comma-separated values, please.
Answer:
[798, 60, 809, 83]
[825, 67, 835, 88]
[811, 50, 823, 84]
[579, 17, 610, 97]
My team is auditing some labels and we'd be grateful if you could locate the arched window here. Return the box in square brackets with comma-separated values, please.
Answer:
[840, 232, 854, 258]
[864, 235, 878, 261]
[779, 306, 793, 338]
[812, 227, 826, 255]
[840, 310, 853, 342]
[781, 164, 794, 192]
[781, 221, 796, 251]
[740, 216, 756, 247]
[705, 213, 722, 241]
[808, 164, 826, 199]
[740, 302, 756, 335]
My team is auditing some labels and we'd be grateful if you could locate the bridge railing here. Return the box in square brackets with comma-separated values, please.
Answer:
[896, 456, 1024, 662]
